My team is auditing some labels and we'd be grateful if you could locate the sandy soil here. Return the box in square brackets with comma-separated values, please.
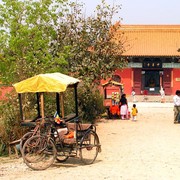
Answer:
[1, 102, 180, 180]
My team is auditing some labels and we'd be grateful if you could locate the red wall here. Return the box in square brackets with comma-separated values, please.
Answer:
[0, 86, 13, 100]
[163, 68, 172, 95]
[100, 68, 179, 96]
[133, 69, 142, 95]
[115, 68, 133, 95]
[172, 69, 180, 95]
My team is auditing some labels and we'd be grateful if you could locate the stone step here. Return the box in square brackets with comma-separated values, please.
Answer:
[127, 95, 173, 103]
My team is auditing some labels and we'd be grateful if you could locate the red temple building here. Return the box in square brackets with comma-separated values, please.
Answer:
[112, 25, 180, 95]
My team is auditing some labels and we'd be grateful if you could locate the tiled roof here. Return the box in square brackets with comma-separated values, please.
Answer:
[118, 25, 180, 56]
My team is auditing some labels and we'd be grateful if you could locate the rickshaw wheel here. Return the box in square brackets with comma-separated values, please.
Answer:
[56, 144, 69, 162]
[56, 153, 69, 162]
[22, 135, 57, 170]
[79, 131, 99, 165]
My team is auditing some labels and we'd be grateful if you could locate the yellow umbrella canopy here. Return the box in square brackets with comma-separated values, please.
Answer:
[13, 73, 80, 93]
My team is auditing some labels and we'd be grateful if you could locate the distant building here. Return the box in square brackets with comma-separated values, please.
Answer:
[113, 25, 180, 95]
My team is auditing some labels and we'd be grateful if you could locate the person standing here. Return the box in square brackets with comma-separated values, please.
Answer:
[159, 87, 165, 103]
[120, 94, 128, 120]
[109, 104, 120, 119]
[131, 104, 138, 121]
[143, 90, 148, 101]
[173, 90, 180, 124]
[131, 89, 136, 102]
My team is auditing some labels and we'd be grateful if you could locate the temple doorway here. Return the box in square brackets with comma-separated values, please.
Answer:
[142, 70, 161, 94]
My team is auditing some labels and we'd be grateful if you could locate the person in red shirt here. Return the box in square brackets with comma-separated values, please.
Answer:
[110, 104, 120, 119]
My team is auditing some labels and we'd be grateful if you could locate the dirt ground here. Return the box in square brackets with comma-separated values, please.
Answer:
[1, 102, 180, 180]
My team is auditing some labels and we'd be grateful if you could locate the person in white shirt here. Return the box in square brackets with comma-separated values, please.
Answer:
[173, 90, 180, 123]
[131, 89, 136, 102]
[159, 87, 165, 102]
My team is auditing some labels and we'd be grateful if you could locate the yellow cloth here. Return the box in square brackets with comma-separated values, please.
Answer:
[132, 107, 138, 116]
[13, 73, 80, 93]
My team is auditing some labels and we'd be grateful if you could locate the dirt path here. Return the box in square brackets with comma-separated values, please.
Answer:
[1, 102, 180, 180]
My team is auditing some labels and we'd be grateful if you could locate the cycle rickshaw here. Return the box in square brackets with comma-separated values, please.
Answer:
[13, 73, 101, 170]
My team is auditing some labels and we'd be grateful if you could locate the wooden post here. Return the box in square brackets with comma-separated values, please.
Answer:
[56, 93, 60, 116]
[60, 92, 64, 118]
[40, 93, 45, 121]
[36, 93, 41, 118]
[18, 94, 23, 121]
[74, 84, 78, 117]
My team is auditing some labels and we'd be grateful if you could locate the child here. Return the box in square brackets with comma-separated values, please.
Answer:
[132, 104, 138, 121]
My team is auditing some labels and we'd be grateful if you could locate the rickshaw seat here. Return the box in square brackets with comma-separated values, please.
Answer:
[66, 123, 92, 131]
[57, 123, 92, 144]
[63, 113, 76, 122]
[20, 120, 36, 127]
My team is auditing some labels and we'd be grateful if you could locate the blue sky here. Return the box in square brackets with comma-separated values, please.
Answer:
[0, 0, 179, 24]
[82, 0, 180, 24]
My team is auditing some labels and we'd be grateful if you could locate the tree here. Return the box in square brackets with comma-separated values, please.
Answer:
[0, 0, 126, 85]
[0, 0, 69, 84]
[54, 0, 127, 86]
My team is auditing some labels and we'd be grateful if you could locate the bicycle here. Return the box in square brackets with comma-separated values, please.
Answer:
[21, 116, 101, 170]
[19, 117, 53, 154]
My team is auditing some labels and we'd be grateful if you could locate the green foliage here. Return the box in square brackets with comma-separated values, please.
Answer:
[78, 85, 105, 123]
[44, 93, 58, 117]
[0, 139, 7, 156]
[63, 89, 76, 115]
[43, 91, 76, 117]
[0, 0, 69, 84]
[55, 0, 127, 85]
[0, 91, 42, 155]
[0, 91, 23, 148]
[20, 93, 40, 120]
[0, 0, 126, 85]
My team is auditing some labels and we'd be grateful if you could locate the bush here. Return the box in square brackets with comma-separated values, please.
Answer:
[78, 85, 105, 123]
[0, 91, 25, 155]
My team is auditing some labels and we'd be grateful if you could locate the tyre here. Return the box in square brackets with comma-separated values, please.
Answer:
[20, 131, 33, 154]
[79, 131, 100, 165]
[22, 135, 57, 170]
[56, 152, 69, 162]
[56, 143, 69, 162]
